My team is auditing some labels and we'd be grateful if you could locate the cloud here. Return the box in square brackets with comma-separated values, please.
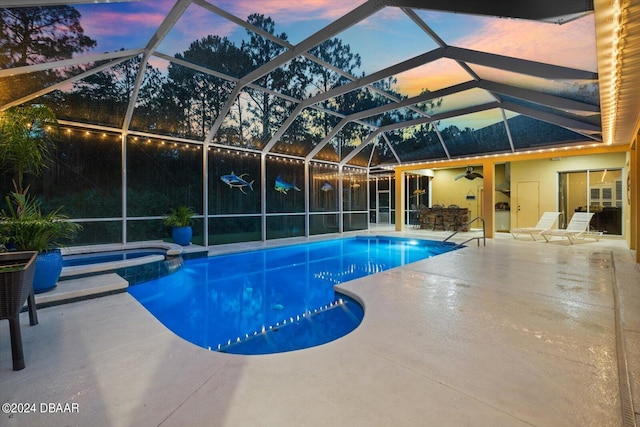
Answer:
[348, 6, 406, 32]
[390, 14, 597, 98]
[452, 15, 597, 71]
[80, 11, 166, 38]
[160, 0, 372, 55]
[161, 3, 240, 53]
[395, 59, 470, 97]
[217, 0, 367, 24]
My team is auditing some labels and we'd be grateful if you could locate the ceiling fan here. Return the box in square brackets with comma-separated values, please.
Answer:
[455, 166, 483, 181]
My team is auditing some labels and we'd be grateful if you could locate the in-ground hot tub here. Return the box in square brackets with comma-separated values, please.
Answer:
[59, 242, 187, 285]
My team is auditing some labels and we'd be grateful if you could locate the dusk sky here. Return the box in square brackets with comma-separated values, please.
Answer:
[70, 0, 598, 130]
[74, 1, 597, 72]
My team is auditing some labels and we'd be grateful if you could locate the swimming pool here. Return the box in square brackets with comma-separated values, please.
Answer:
[129, 236, 459, 354]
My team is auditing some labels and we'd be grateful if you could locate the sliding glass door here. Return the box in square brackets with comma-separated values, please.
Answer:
[558, 169, 623, 235]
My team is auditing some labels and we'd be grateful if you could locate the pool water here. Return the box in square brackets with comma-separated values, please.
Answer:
[128, 236, 459, 355]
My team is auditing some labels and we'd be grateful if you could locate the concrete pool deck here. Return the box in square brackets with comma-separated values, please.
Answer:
[1, 229, 640, 426]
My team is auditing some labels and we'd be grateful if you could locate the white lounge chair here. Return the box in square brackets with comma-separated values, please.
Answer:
[510, 212, 560, 241]
[541, 212, 602, 244]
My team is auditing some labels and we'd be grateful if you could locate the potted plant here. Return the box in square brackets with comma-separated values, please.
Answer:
[0, 191, 82, 293]
[163, 206, 194, 246]
[0, 104, 81, 293]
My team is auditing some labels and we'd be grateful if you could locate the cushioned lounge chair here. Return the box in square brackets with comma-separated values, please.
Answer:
[510, 212, 560, 241]
[541, 212, 602, 244]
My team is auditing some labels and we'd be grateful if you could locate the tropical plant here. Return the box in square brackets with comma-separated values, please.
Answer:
[163, 206, 194, 228]
[0, 104, 59, 194]
[0, 190, 82, 253]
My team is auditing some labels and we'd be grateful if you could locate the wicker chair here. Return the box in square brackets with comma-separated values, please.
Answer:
[0, 251, 39, 370]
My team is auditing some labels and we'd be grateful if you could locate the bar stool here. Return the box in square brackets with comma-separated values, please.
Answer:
[432, 204, 445, 230]
[448, 204, 462, 231]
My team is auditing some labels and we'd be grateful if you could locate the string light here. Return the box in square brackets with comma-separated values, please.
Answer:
[59, 126, 600, 173]
[266, 154, 304, 164]
[607, 0, 625, 145]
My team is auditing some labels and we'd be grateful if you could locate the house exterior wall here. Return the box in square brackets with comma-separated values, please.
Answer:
[510, 152, 627, 231]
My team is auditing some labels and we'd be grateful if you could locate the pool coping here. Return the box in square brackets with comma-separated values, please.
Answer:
[35, 273, 129, 308]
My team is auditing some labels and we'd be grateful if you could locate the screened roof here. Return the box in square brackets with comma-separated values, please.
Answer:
[1, 0, 638, 169]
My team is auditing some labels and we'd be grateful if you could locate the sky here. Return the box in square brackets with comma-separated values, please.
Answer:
[70, 0, 598, 129]
[73, 1, 597, 76]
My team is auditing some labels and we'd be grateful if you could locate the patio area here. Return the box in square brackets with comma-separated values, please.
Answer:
[1, 230, 640, 426]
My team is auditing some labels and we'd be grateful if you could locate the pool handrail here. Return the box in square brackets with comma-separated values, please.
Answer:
[442, 216, 486, 249]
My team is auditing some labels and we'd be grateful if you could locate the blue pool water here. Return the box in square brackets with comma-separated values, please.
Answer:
[128, 236, 459, 355]
[63, 249, 166, 267]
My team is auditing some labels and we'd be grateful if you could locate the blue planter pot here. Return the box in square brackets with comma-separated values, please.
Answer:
[172, 226, 192, 246]
[33, 249, 63, 294]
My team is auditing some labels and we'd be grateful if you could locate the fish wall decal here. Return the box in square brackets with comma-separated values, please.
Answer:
[220, 172, 254, 194]
[275, 175, 300, 194]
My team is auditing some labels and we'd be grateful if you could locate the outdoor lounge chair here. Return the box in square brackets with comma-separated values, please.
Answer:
[510, 212, 560, 241]
[540, 212, 602, 244]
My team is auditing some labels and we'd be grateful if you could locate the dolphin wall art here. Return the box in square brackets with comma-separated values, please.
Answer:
[274, 175, 300, 194]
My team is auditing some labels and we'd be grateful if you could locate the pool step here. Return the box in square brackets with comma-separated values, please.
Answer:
[34, 273, 129, 308]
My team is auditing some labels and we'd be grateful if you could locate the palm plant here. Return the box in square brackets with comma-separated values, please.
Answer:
[163, 206, 194, 246]
[163, 206, 194, 228]
[0, 104, 59, 194]
[0, 190, 81, 253]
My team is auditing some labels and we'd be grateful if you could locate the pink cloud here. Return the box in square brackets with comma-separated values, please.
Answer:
[348, 6, 405, 32]
[396, 59, 472, 97]
[154, 2, 251, 56]
[217, 0, 367, 24]
[453, 15, 597, 71]
[80, 11, 167, 37]
[158, 0, 369, 54]
[389, 14, 597, 98]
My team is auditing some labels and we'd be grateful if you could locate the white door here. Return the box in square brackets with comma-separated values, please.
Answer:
[516, 181, 540, 228]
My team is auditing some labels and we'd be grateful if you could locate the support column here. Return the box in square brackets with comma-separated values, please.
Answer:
[202, 143, 208, 247]
[631, 140, 638, 261]
[304, 160, 310, 237]
[121, 132, 127, 244]
[261, 153, 267, 241]
[338, 164, 344, 233]
[395, 168, 405, 231]
[482, 161, 495, 238]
